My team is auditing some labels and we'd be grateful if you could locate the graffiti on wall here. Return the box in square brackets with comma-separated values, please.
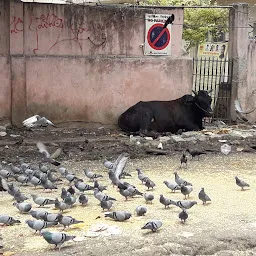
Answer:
[10, 13, 106, 54]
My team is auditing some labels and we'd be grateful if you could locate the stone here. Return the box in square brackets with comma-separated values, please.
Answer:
[196, 134, 208, 141]
[0, 126, 6, 132]
[229, 130, 253, 139]
[0, 132, 7, 137]
[10, 134, 20, 138]
[182, 131, 199, 138]
[159, 136, 171, 142]
[157, 142, 163, 149]
[144, 137, 153, 141]
[183, 137, 197, 142]
[171, 135, 185, 142]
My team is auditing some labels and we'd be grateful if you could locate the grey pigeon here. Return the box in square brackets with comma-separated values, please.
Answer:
[14, 192, 29, 203]
[119, 171, 132, 179]
[94, 188, 116, 202]
[144, 193, 154, 204]
[103, 159, 114, 169]
[0, 215, 20, 225]
[63, 193, 76, 207]
[7, 183, 20, 196]
[23, 115, 55, 128]
[36, 142, 61, 166]
[78, 194, 88, 206]
[100, 199, 113, 211]
[136, 168, 147, 184]
[14, 174, 29, 185]
[25, 219, 57, 233]
[163, 181, 181, 193]
[0, 169, 13, 180]
[40, 230, 76, 250]
[235, 176, 250, 190]
[55, 198, 70, 212]
[94, 180, 107, 192]
[41, 212, 61, 222]
[181, 185, 193, 200]
[30, 210, 48, 220]
[28, 175, 42, 188]
[39, 163, 49, 173]
[104, 211, 132, 221]
[141, 220, 162, 232]
[84, 169, 103, 181]
[176, 200, 197, 210]
[180, 153, 188, 168]
[179, 209, 188, 223]
[31, 195, 55, 207]
[57, 215, 84, 230]
[61, 188, 68, 200]
[9, 164, 22, 174]
[74, 180, 93, 192]
[135, 206, 147, 216]
[144, 178, 156, 190]
[174, 172, 192, 186]
[47, 170, 61, 183]
[40, 175, 58, 191]
[198, 188, 211, 204]
[13, 202, 32, 213]
[67, 186, 76, 195]
[119, 188, 132, 200]
[159, 194, 175, 209]
[112, 152, 130, 179]
[126, 184, 143, 197]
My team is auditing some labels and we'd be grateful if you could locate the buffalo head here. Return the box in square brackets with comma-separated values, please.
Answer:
[192, 90, 213, 117]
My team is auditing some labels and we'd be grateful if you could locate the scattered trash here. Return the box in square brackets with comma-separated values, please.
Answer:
[0, 132, 7, 137]
[218, 140, 227, 143]
[220, 144, 231, 155]
[157, 142, 163, 149]
[10, 134, 20, 138]
[84, 223, 122, 237]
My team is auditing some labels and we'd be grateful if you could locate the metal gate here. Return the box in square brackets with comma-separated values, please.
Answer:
[193, 57, 233, 123]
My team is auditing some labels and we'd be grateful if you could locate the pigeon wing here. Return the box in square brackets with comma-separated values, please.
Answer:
[22, 115, 40, 128]
[113, 153, 130, 179]
[36, 141, 50, 158]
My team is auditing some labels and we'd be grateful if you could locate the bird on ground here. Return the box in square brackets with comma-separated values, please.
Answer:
[93, 180, 107, 192]
[141, 220, 162, 232]
[104, 211, 132, 221]
[175, 200, 197, 210]
[57, 215, 84, 230]
[100, 199, 113, 211]
[136, 168, 147, 184]
[186, 149, 206, 160]
[0, 177, 8, 192]
[103, 159, 113, 169]
[55, 198, 70, 212]
[29, 210, 48, 220]
[163, 181, 181, 193]
[144, 177, 156, 190]
[144, 193, 154, 204]
[135, 206, 147, 216]
[198, 188, 211, 205]
[67, 186, 76, 195]
[36, 142, 61, 166]
[84, 169, 103, 181]
[235, 176, 250, 190]
[180, 153, 188, 168]
[159, 195, 175, 209]
[22, 115, 56, 128]
[178, 209, 188, 223]
[13, 202, 32, 213]
[0, 215, 21, 225]
[78, 194, 88, 206]
[25, 219, 58, 233]
[31, 195, 55, 207]
[181, 185, 193, 200]
[40, 230, 76, 250]
[0, 169, 13, 181]
[174, 172, 192, 186]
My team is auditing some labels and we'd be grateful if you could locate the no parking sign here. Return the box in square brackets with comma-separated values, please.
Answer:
[144, 14, 173, 56]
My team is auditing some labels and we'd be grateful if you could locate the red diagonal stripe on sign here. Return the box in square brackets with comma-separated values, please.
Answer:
[152, 27, 167, 46]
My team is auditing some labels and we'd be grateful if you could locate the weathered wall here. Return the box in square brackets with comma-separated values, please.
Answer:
[1, 1, 193, 126]
[245, 40, 256, 121]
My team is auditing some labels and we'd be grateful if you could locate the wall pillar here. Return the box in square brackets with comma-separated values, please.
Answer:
[229, 3, 249, 122]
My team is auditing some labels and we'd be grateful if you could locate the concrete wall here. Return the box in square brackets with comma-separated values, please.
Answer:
[0, 0, 192, 126]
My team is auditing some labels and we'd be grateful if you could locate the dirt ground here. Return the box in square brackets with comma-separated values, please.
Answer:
[1, 126, 256, 256]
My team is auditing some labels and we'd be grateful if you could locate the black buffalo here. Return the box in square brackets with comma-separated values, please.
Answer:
[118, 90, 213, 137]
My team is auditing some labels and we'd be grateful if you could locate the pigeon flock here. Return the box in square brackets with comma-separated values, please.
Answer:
[0, 142, 251, 252]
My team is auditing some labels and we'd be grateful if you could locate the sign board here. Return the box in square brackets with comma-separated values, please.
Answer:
[144, 14, 172, 56]
[198, 42, 228, 59]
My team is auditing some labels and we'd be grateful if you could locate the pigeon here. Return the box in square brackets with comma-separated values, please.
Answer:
[159, 194, 175, 209]
[47, 170, 62, 183]
[0, 215, 21, 225]
[39, 163, 49, 173]
[36, 142, 61, 166]
[0, 177, 8, 192]
[7, 183, 20, 196]
[174, 172, 192, 186]
[41, 213, 61, 223]
[84, 169, 103, 181]
[14, 191, 29, 203]
[119, 171, 132, 179]
[104, 211, 132, 221]
[94, 180, 107, 192]
[94, 188, 116, 202]
[125, 184, 143, 197]
[25, 219, 58, 233]
[112, 152, 130, 179]
[28, 175, 42, 188]
[55, 198, 70, 212]
[135, 206, 147, 216]
[144, 177, 156, 190]
[163, 181, 181, 192]
[100, 199, 113, 211]
[119, 188, 132, 200]
[63, 193, 76, 207]
[181, 185, 193, 199]
[144, 193, 154, 204]
[61, 188, 68, 200]
[41, 176, 58, 191]
[40, 230, 76, 250]
[67, 186, 76, 195]
[57, 215, 84, 230]
[22, 115, 56, 128]
[180, 153, 188, 168]
[0, 169, 13, 180]
[198, 188, 211, 204]
[186, 149, 206, 160]
[9, 164, 22, 174]
[31, 195, 55, 207]
[136, 168, 147, 184]
[13, 202, 32, 213]
[78, 194, 88, 206]
[235, 176, 250, 190]
[141, 220, 162, 232]
[74, 180, 93, 192]
[14, 174, 29, 185]
[176, 200, 197, 210]
[103, 159, 114, 169]
[179, 209, 188, 223]
[29, 210, 48, 220]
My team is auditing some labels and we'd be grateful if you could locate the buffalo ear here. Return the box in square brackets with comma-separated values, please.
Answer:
[192, 90, 197, 96]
